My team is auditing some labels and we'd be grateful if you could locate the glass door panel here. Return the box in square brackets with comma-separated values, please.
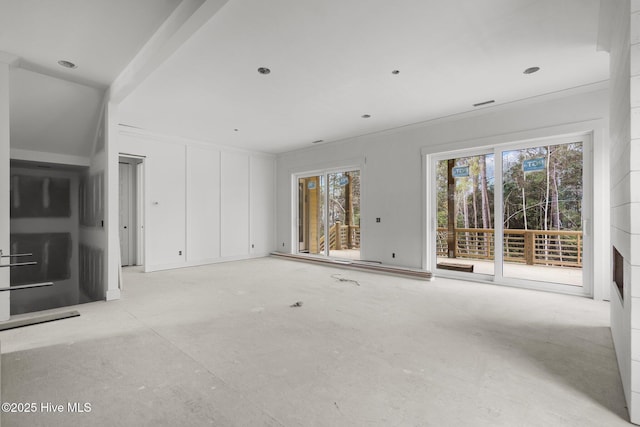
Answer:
[435, 154, 495, 276]
[297, 175, 325, 255]
[328, 171, 360, 260]
[501, 142, 583, 286]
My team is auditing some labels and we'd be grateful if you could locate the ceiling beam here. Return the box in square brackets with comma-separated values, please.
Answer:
[108, 0, 230, 104]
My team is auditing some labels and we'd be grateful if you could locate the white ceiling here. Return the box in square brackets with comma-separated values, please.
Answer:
[119, 0, 609, 154]
[2, 0, 610, 157]
[1, 0, 181, 159]
[0, 0, 182, 87]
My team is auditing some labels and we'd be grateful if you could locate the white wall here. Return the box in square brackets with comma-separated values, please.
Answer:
[250, 156, 276, 256]
[221, 151, 250, 258]
[276, 87, 609, 292]
[147, 139, 186, 266]
[609, 0, 640, 423]
[118, 128, 275, 272]
[186, 146, 220, 261]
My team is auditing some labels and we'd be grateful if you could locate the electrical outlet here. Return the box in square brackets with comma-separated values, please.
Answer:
[392, 252, 395, 258]
[376, 217, 381, 223]
[283, 242, 285, 247]
[179, 250, 182, 256]
[251, 244, 255, 249]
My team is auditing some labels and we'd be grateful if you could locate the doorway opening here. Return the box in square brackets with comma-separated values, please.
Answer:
[297, 169, 361, 260]
[431, 134, 591, 295]
[118, 156, 145, 267]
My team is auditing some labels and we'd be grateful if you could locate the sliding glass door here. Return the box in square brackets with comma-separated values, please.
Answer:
[298, 175, 325, 255]
[501, 141, 583, 286]
[431, 135, 590, 294]
[435, 151, 495, 278]
[298, 169, 360, 259]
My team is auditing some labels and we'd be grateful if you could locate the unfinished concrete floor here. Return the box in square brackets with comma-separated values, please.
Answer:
[0, 257, 630, 426]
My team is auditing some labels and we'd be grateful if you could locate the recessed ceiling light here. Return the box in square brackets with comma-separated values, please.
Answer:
[523, 66, 540, 74]
[312, 139, 323, 144]
[473, 100, 495, 107]
[361, 114, 371, 118]
[257, 67, 271, 75]
[57, 60, 77, 69]
[392, 70, 400, 75]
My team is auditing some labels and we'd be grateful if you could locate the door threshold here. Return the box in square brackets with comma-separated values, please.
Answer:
[271, 252, 432, 280]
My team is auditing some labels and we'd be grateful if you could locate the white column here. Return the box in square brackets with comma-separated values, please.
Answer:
[629, 1, 640, 423]
[105, 102, 121, 300]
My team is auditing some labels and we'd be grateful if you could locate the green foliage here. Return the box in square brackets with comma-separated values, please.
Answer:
[437, 143, 582, 232]
[503, 143, 582, 231]
[328, 170, 360, 226]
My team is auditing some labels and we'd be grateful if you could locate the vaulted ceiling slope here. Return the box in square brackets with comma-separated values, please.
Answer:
[10, 68, 103, 158]
[119, 0, 609, 154]
[1, 0, 181, 159]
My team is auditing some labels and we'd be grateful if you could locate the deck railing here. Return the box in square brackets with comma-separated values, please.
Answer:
[437, 228, 582, 267]
[320, 223, 360, 251]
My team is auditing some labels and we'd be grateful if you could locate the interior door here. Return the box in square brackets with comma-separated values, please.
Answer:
[119, 162, 130, 266]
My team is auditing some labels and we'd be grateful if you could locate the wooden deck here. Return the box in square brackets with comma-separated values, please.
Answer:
[436, 257, 582, 286]
[329, 249, 361, 260]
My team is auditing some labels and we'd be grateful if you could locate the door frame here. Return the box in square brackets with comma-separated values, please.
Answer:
[118, 154, 146, 268]
[429, 147, 496, 282]
[426, 132, 593, 297]
[135, 161, 145, 265]
[292, 162, 363, 258]
[119, 161, 133, 266]
[297, 181, 305, 252]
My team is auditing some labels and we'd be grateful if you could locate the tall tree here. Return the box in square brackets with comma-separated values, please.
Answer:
[551, 150, 561, 230]
[479, 155, 492, 229]
[544, 146, 551, 231]
[459, 176, 471, 254]
[447, 159, 456, 258]
[470, 157, 479, 229]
